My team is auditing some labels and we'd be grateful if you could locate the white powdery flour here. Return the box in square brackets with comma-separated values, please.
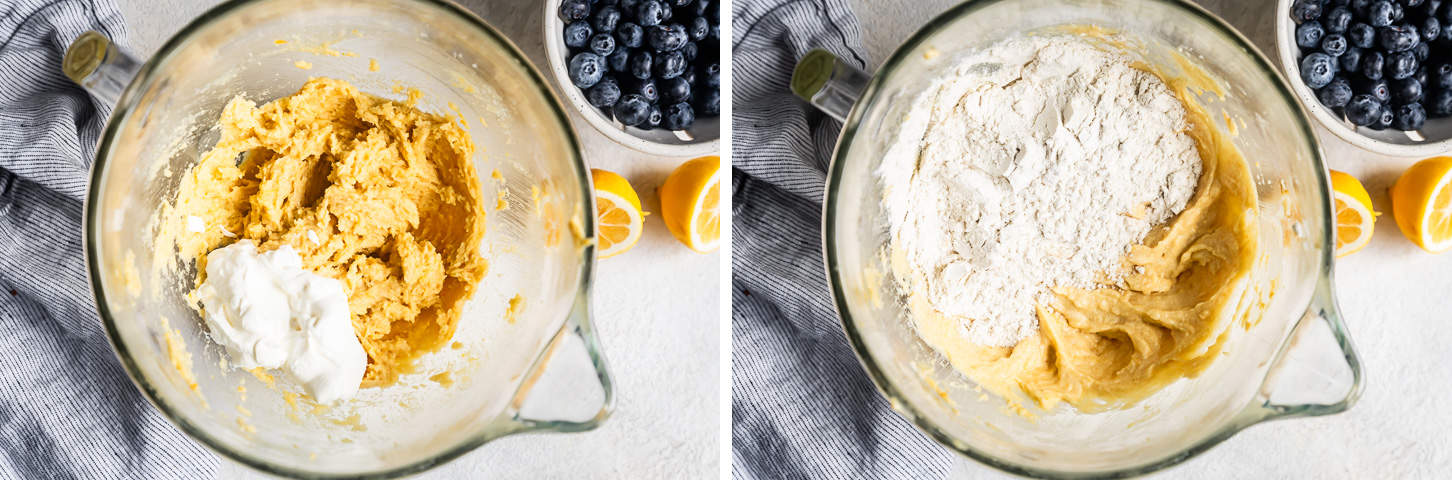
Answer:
[881, 36, 1201, 347]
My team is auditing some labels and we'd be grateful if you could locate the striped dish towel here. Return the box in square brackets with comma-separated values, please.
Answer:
[0, 1, 214, 478]
[729, 0, 953, 478]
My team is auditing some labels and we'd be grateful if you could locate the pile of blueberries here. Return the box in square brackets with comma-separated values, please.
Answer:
[560, 0, 721, 132]
[1292, 0, 1452, 131]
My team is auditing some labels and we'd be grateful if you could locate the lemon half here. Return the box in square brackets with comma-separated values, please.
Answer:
[591, 169, 644, 258]
[659, 156, 721, 253]
[1329, 170, 1376, 257]
[1391, 156, 1452, 254]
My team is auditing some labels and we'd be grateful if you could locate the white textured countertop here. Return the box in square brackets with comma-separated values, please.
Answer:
[848, 0, 1448, 478]
[113, 1, 720, 478]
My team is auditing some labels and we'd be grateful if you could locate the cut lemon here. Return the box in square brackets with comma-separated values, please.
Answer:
[659, 156, 721, 253]
[591, 169, 644, 258]
[1329, 170, 1376, 257]
[1390, 156, 1452, 253]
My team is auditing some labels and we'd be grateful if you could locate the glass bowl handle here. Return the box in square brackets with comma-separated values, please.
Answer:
[1255, 273, 1364, 420]
[791, 49, 870, 122]
[501, 293, 615, 433]
[63, 31, 140, 107]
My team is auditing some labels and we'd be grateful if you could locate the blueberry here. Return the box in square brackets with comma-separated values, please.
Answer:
[1406, 0, 1427, 8]
[637, 0, 665, 26]
[1324, 7, 1353, 33]
[694, 0, 711, 16]
[608, 48, 630, 72]
[1323, 33, 1349, 56]
[1425, 16, 1443, 41]
[1342, 46, 1365, 71]
[1387, 50, 1419, 79]
[1378, 24, 1420, 52]
[648, 24, 689, 51]
[559, 0, 591, 22]
[1356, 76, 1392, 101]
[1391, 76, 1426, 102]
[1417, 66, 1429, 85]
[711, 24, 720, 41]
[662, 102, 695, 130]
[1292, 0, 1325, 22]
[653, 50, 687, 79]
[564, 22, 593, 49]
[702, 62, 721, 89]
[646, 104, 663, 128]
[689, 16, 710, 41]
[695, 87, 720, 116]
[1370, 0, 1398, 26]
[1433, 61, 1452, 88]
[612, 94, 651, 126]
[671, 0, 690, 6]
[1353, 0, 1374, 15]
[681, 69, 697, 87]
[1349, 22, 1377, 47]
[1429, 88, 1452, 116]
[661, 4, 673, 22]
[626, 77, 659, 102]
[1297, 21, 1326, 48]
[1393, 1, 1407, 21]
[1346, 93, 1383, 125]
[1372, 103, 1396, 129]
[682, 41, 698, 61]
[629, 50, 653, 79]
[567, 52, 606, 88]
[661, 76, 691, 104]
[621, 0, 641, 11]
[586, 77, 622, 107]
[1320, 77, 1356, 107]
[589, 33, 616, 55]
[1363, 50, 1387, 79]
[593, 6, 622, 33]
[617, 22, 644, 48]
[1415, 41, 1431, 61]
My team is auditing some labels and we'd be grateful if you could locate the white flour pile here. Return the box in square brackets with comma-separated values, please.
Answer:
[881, 35, 1202, 347]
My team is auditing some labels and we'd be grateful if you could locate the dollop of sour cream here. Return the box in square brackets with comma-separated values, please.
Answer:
[196, 240, 365, 403]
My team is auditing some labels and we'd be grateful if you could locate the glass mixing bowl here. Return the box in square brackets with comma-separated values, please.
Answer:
[794, 0, 1363, 476]
[65, 0, 611, 477]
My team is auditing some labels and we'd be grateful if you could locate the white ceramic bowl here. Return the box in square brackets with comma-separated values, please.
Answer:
[542, 0, 720, 157]
[1276, 0, 1452, 156]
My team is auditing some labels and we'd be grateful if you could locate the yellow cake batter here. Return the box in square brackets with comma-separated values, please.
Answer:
[161, 77, 487, 387]
[899, 53, 1258, 413]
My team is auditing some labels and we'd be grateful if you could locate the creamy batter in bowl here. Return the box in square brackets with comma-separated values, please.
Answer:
[798, 0, 1362, 476]
[71, 0, 611, 477]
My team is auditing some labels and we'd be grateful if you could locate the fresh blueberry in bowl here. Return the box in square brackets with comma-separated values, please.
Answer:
[648, 24, 689, 51]
[613, 94, 652, 126]
[587, 77, 622, 108]
[662, 102, 695, 130]
[564, 22, 592, 49]
[560, 0, 590, 22]
[1320, 77, 1355, 108]
[568, 52, 606, 88]
[1301, 52, 1338, 88]
[593, 6, 622, 33]
[589, 33, 616, 56]
[1346, 94, 1383, 126]
[653, 50, 687, 79]
[1394, 102, 1429, 129]
[1296, 21, 1326, 48]
[1379, 24, 1419, 52]
[1392, 76, 1426, 103]
[617, 22, 644, 48]
[1387, 50, 1419, 79]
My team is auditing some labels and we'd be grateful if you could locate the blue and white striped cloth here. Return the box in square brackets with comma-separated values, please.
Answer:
[0, 1, 213, 478]
[729, 0, 953, 478]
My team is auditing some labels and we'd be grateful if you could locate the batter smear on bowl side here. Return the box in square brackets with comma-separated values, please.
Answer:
[159, 78, 488, 397]
[881, 34, 1258, 412]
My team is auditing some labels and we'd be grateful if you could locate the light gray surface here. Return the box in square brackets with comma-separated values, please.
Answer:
[848, 0, 1446, 478]
[112, 1, 720, 478]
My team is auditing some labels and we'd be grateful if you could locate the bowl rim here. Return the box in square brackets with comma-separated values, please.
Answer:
[82, 0, 602, 478]
[540, 0, 722, 158]
[1274, 0, 1452, 157]
[822, 0, 1342, 477]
